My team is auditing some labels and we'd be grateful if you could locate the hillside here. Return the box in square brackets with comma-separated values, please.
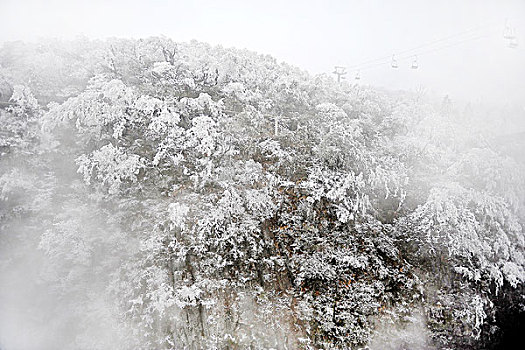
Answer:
[0, 37, 524, 350]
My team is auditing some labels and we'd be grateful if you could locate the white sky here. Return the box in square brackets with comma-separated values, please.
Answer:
[1, 0, 524, 105]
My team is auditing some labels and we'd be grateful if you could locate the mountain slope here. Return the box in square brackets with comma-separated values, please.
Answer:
[0, 37, 524, 350]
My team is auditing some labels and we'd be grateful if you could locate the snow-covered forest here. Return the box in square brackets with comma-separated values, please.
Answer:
[0, 37, 524, 349]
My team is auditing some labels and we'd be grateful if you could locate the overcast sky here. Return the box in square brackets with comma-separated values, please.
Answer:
[1, 0, 524, 105]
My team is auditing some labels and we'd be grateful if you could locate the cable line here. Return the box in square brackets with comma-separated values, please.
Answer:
[354, 30, 497, 73]
[347, 19, 501, 71]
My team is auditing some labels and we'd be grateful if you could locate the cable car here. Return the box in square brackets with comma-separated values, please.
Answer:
[411, 56, 418, 69]
[391, 55, 398, 68]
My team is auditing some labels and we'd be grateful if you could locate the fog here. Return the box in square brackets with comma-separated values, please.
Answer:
[0, 1, 524, 349]
[1, 0, 524, 105]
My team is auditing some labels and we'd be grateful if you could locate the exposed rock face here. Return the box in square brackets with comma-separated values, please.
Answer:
[482, 284, 525, 349]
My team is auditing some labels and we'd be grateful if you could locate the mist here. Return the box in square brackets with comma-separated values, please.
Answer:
[1, 1, 524, 350]
[1, 0, 524, 105]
